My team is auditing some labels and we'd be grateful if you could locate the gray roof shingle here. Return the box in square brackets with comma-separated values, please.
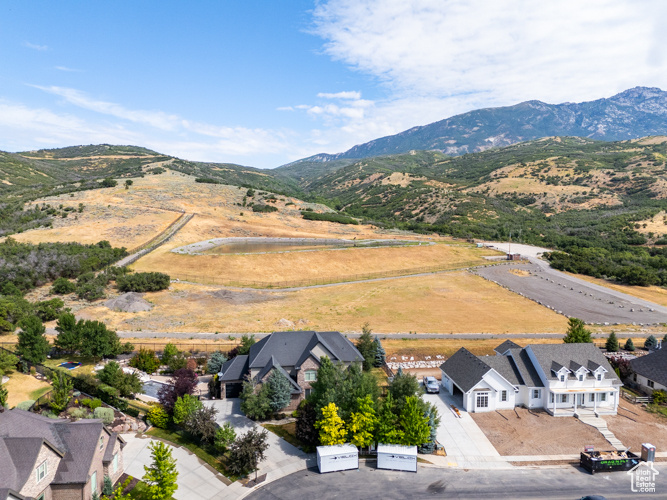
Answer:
[507, 348, 544, 387]
[219, 355, 249, 382]
[528, 344, 621, 384]
[440, 348, 492, 392]
[480, 355, 523, 386]
[494, 340, 521, 354]
[630, 348, 667, 387]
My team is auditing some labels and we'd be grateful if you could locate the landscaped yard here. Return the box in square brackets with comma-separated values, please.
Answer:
[471, 407, 609, 456]
[262, 422, 305, 450]
[4, 372, 52, 408]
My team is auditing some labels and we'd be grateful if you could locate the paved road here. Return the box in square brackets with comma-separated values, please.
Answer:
[245, 462, 664, 499]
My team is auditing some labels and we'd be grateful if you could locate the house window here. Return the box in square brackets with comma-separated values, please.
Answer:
[113, 453, 119, 474]
[36, 460, 47, 483]
[99, 436, 104, 450]
[501, 390, 507, 402]
[648, 380, 655, 388]
[37, 494, 45, 500]
[91, 471, 97, 495]
[578, 374, 583, 382]
[597, 373, 602, 381]
[633, 374, 637, 382]
[600, 393, 607, 402]
[589, 393, 595, 402]
[476, 393, 489, 408]
[305, 389, 311, 398]
[304, 370, 317, 382]
[560, 375, 565, 382]
[532, 389, 541, 399]
[560, 394, 568, 403]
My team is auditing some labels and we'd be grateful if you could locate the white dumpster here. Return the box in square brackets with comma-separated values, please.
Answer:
[376, 444, 418, 472]
[317, 444, 359, 473]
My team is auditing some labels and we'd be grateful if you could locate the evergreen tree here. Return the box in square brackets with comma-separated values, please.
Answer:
[237, 334, 256, 355]
[266, 370, 292, 413]
[624, 338, 636, 351]
[349, 395, 377, 449]
[315, 402, 347, 445]
[308, 356, 344, 411]
[54, 312, 81, 354]
[49, 370, 73, 414]
[563, 318, 592, 343]
[240, 381, 271, 420]
[0, 384, 8, 410]
[374, 393, 404, 444]
[373, 337, 386, 368]
[102, 475, 113, 496]
[417, 403, 440, 454]
[399, 396, 430, 446]
[143, 441, 178, 500]
[16, 316, 50, 364]
[206, 350, 227, 374]
[645, 335, 658, 350]
[389, 369, 421, 414]
[356, 323, 376, 372]
[78, 320, 121, 359]
[605, 331, 619, 352]
[130, 348, 161, 374]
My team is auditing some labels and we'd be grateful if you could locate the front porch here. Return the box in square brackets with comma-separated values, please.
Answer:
[546, 388, 618, 417]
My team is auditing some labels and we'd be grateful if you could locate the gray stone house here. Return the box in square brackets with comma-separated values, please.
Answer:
[216, 331, 364, 411]
[0, 409, 125, 500]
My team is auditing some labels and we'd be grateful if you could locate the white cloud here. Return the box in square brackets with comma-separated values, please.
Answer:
[55, 66, 83, 72]
[317, 91, 362, 100]
[23, 41, 48, 51]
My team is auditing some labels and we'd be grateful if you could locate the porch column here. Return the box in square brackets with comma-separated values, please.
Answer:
[594, 393, 597, 412]
[552, 392, 556, 414]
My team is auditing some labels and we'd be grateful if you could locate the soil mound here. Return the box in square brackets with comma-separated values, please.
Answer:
[105, 292, 153, 312]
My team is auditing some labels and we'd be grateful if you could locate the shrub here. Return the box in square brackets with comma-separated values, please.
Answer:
[173, 394, 203, 425]
[251, 204, 278, 213]
[116, 272, 170, 293]
[124, 406, 140, 418]
[94, 407, 115, 425]
[16, 400, 35, 411]
[81, 398, 102, 410]
[207, 351, 227, 374]
[653, 389, 667, 405]
[130, 348, 161, 374]
[146, 404, 170, 428]
[34, 298, 65, 322]
[215, 423, 236, 453]
[51, 277, 76, 295]
[69, 407, 90, 420]
[184, 406, 218, 443]
[195, 177, 222, 184]
[100, 178, 117, 188]
[301, 211, 359, 225]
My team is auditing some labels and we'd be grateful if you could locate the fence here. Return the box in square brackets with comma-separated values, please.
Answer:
[622, 390, 652, 404]
[170, 260, 491, 289]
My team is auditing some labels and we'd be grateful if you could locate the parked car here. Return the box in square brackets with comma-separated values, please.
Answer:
[423, 376, 440, 394]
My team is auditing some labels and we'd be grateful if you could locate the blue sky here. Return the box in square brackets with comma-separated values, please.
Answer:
[2, 1, 667, 168]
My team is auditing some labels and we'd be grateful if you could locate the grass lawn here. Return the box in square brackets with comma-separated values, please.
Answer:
[4, 372, 52, 408]
[263, 422, 306, 450]
[146, 427, 233, 480]
[29, 386, 52, 400]
[42, 355, 98, 376]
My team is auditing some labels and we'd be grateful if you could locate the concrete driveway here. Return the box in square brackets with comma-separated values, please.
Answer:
[422, 391, 509, 469]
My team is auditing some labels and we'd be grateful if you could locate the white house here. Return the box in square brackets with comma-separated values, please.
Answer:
[630, 347, 667, 394]
[440, 343, 622, 416]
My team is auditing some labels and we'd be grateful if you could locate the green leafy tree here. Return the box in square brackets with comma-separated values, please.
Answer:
[0, 384, 8, 409]
[172, 394, 203, 425]
[215, 423, 236, 454]
[79, 320, 121, 359]
[146, 404, 170, 428]
[338, 363, 380, 420]
[237, 334, 256, 356]
[563, 318, 592, 343]
[266, 370, 292, 413]
[388, 368, 421, 414]
[97, 361, 142, 397]
[161, 344, 187, 373]
[605, 331, 620, 352]
[645, 335, 658, 350]
[54, 312, 82, 353]
[34, 298, 65, 322]
[51, 277, 77, 295]
[184, 406, 219, 444]
[373, 337, 386, 368]
[227, 428, 269, 476]
[374, 393, 404, 444]
[50, 370, 73, 414]
[240, 381, 271, 420]
[101, 178, 117, 188]
[399, 396, 430, 446]
[124, 179, 133, 189]
[653, 389, 667, 405]
[0, 350, 18, 378]
[624, 338, 636, 351]
[315, 402, 347, 445]
[16, 316, 50, 364]
[130, 348, 161, 374]
[349, 395, 377, 449]
[206, 351, 227, 374]
[356, 323, 376, 371]
[308, 356, 344, 411]
[143, 440, 178, 500]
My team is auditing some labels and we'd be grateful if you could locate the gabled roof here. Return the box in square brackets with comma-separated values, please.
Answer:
[0, 409, 119, 486]
[254, 356, 302, 394]
[630, 348, 667, 387]
[494, 340, 521, 354]
[440, 348, 493, 392]
[219, 355, 249, 382]
[481, 355, 523, 386]
[507, 348, 544, 388]
[528, 344, 621, 384]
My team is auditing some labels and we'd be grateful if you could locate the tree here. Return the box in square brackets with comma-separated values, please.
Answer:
[645, 335, 658, 350]
[315, 402, 347, 445]
[0, 349, 18, 378]
[146, 404, 170, 428]
[388, 369, 421, 413]
[143, 440, 178, 500]
[0, 384, 8, 410]
[356, 323, 376, 372]
[16, 316, 50, 364]
[240, 381, 271, 420]
[102, 475, 113, 496]
[605, 331, 619, 352]
[124, 179, 133, 189]
[237, 334, 256, 356]
[418, 403, 440, 454]
[50, 370, 73, 413]
[172, 394, 203, 425]
[295, 400, 319, 447]
[266, 370, 292, 413]
[184, 406, 218, 443]
[349, 395, 377, 449]
[624, 338, 636, 351]
[161, 344, 187, 373]
[215, 423, 236, 454]
[96, 361, 142, 397]
[101, 178, 117, 188]
[373, 337, 386, 368]
[206, 351, 227, 374]
[374, 393, 403, 444]
[158, 368, 198, 414]
[54, 312, 82, 353]
[308, 356, 344, 411]
[130, 348, 161, 374]
[563, 318, 592, 343]
[399, 396, 430, 446]
[51, 277, 77, 295]
[78, 320, 121, 359]
[227, 428, 269, 476]
[338, 363, 380, 420]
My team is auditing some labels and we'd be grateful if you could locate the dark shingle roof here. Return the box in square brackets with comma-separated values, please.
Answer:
[0, 488, 25, 500]
[507, 348, 544, 387]
[440, 348, 492, 392]
[630, 348, 667, 387]
[494, 340, 521, 354]
[219, 355, 249, 382]
[254, 357, 302, 394]
[528, 344, 621, 384]
[480, 355, 523, 386]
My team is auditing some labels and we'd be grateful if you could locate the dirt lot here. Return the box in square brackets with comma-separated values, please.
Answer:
[471, 407, 610, 456]
[476, 262, 667, 325]
[604, 399, 667, 452]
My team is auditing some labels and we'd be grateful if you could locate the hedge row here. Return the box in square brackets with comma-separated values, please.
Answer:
[301, 211, 359, 225]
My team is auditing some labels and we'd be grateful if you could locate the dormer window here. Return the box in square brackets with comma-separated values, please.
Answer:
[36, 460, 47, 482]
[578, 374, 583, 382]
[597, 373, 602, 381]
[560, 375, 565, 382]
